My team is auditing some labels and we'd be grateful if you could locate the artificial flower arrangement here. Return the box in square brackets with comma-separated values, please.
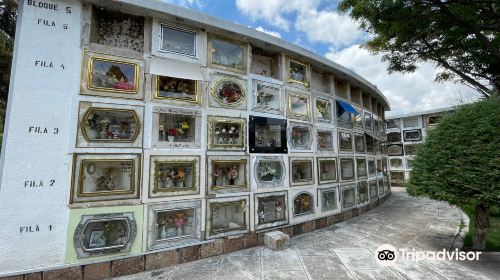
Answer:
[157, 168, 186, 188]
[216, 82, 243, 104]
[291, 127, 309, 146]
[316, 101, 330, 120]
[212, 165, 239, 186]
[214, 124, 239, 144]
[257, 162, 279, 182]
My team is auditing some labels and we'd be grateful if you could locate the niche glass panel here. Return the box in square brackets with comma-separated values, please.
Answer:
[211, 79, 246, 107]
[407, 158, 414, 169]
[289, 123, 313, 150]
[317, 130, 334, 151]
[387, 132, 402, 143]
[357, 181, 369, 204]
[388, 144, 404, 156]
[386, 119, 400, 129]
[390, 158, 403, 168]
[288, 92, 311, 120]
[378, 177, 385, 195]
[320, 188, 337, 212]
[81, 107, 139, 142]
[404, 144, 418, 155]
[365, 135, 375, 153]
[255, 157, 285, 188]
[210, 200, 247, 234]
[338, 131, 353, 152]
[293, 192, 314, 216]
[160, 24, 196, 56]
[403, 129, 422, 141]
[340, 158, 355, 181]
[403, 117, 419, 128]
[353, 106, 363, 129]
[336, 101, 353, 128]
[158, 111, 197, 144]
[315, 98, 333, 122]
[249, 116, 287, 153]
[317, 158, 337, 184]
[156, 76, 198, 103]
[356, 158, 367, 178]
[208, 117, 245, 150]
[88, 57, 139, 94]
[151, 156, 199, 196]
[364, 112, 373, 131]
[288, 59, 309, 86]
[369, 180, 378, 199]
[354, 134, 365, 153]
[210, 39, 244, 69]
[155, 208, 195, 242]
[256, 194, 287, 228]
[341, 186, 356, 210]
[209, 159, 247, 192]
[368, 159, 376, 177]
[253, 81, 282, 114]
[290, 159, 314, 186]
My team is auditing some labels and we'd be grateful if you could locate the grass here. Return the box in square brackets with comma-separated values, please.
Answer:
[462, 205, 500, 251]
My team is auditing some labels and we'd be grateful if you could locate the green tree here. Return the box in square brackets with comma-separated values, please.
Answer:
[338, 0, 500, 97]
[406, 98, 500, 250]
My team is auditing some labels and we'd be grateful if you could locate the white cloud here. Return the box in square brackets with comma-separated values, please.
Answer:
[235, 0, 323, 31]
[255, 26, 282, 38]
[295, 9, 366, 49]
[162, 0, 204, 9]
[326, 45, 479, 116]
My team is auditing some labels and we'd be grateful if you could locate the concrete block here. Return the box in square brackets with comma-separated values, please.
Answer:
[264, 231, 289, 251]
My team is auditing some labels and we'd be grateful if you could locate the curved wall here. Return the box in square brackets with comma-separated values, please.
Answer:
[0, 0, 391, 277]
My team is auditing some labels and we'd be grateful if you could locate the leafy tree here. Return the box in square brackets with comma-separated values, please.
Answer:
[338, 0, 500, 97]
[406, 98, 500, 250]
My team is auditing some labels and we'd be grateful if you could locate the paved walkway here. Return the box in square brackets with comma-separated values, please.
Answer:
[116, 189, 500, 280]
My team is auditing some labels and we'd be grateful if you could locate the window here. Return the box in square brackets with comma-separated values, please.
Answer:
[403, 130, 422, 141]
[338, 131, 353, 152]
[403, 116, 419, 128]
[160, 24, 196, 56]
[387, 132, 402, 143]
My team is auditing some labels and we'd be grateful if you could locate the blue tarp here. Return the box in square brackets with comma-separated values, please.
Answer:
[337, 100, 360, 115]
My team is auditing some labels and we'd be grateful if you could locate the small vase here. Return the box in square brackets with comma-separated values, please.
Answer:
[177, 180, 184, 188]
[160, 225, 166, 239]
[177, 226, 183, 236]
[168, 136, 175, 142]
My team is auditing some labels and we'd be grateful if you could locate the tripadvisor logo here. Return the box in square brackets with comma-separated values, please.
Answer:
[375, 244, 481, 267]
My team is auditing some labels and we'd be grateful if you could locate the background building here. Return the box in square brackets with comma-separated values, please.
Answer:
[385, 106, 456, 187]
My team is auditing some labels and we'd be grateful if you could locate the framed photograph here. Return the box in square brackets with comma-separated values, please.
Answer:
[150, 155, 200, 197]
[287, 91, 311, 120]
[73, 213, 137, 258]
[207, 155, 249, 193]
[357, 181, 369, 205]
[316, 130, 334, 151]
[341, 185, 356, 211]
[155, 76, 198, 103]
[319, 187, 338, 212]
[356, 157, 367, 179]
[314, 98, 333, 122]
[70, 154, 141, 204]
[209, 76, 246, 109]
[252, 80, 283, 114]
[292, 192, 314, 216]
[288, 122, 313, 151]
[287, 58, 310, 87]
[254, 156, 286, 188]
[207, 116, 246, 151]
[338, 130, 353, 153]
[249, 116, 287, 153]
[206, 196, 250, 239]
[255, 192, 288, 230]
[290, 157, 314, 186]
[159, 24, 196, 57]
[152, 107, 202, 149]
[208, 37, 246, 72]
[317, 157, 337, 184]
[147, 200, 202, 250]
[339, 157, 355, 181]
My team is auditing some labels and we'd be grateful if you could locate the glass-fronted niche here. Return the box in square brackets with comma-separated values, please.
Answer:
[153, 75, 200, 105]
[287, 58, 310, 87]
[364, 112, 373, 132]
[314, 97, 333, 122]
[369, 180, 378, 200]
[404, 144, 418, 155]
[339, 157, 355, 181]
[206, 196, 250, 239]
[149, 155, 200, 198]
[209, 75, 247, 110]
[390, 171, 405, 185]
[208, 37, 247, 73]
[147, 200, 201, 250]
[317, 157, 337, 184]
[249, 116, 287, 153]
[338, 130, 353, 153]
[386, 119, 400, 129]
[319, 187, 338, 212]
[73, 212, 137, 258]
[354, 133, 365, 153]
[406, 158, 414, 169]
[252, 80, 284, 115]
[403, 116, 419, 128]
[357, 181, 369, 205]
[207, 155, 249, 193]
[77, 102, 143, 148]
[159, 24, 197, 57]
[403, 129, 422, 142]
[151, 107, 202, 149]
[293, 192, 314, 216]
[288, 122, 313, 151]
[368, 159, 376, 177]
[387, 144, 404, 156]
[317, 130, 334, 151]
[378, 177, 385, 196]
[290, 158, 314, 186]
[341, 185, 356, 211]
[356, 157, 367, 178]
[255, 192, 288, 230]
[253, 156, 286, 188]
[81, 51, 144, 100]
[287, 91, 311, 121]
[387, 132, 402, 143]
[208, 116, 246, 151]
[70, 154, 141, 204]
[390, 158, 403, 168]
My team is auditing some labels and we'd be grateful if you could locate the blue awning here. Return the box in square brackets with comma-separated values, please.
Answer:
[337, 100, 360, 115]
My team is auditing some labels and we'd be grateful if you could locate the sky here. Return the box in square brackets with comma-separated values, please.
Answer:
[164, 0, 478, 116]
